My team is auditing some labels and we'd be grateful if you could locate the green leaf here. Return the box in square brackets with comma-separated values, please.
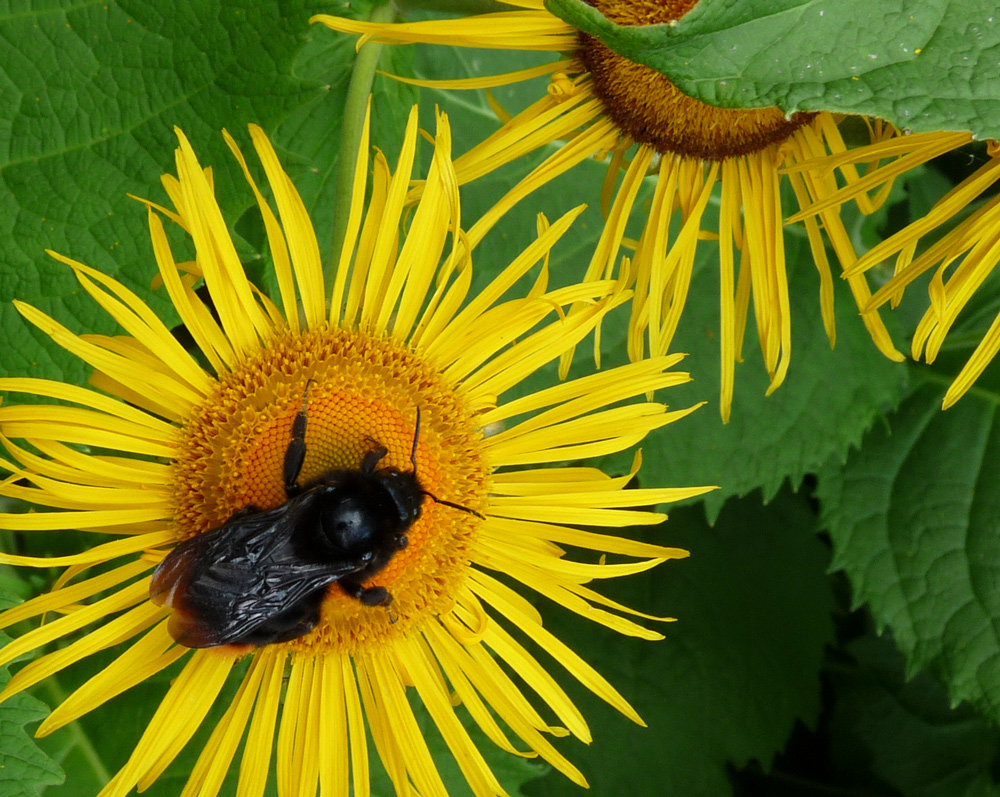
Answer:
[0, 631, 64, 795]
[817, 316, 1000, 723]
[830, 635, 1000, 797]
[524, 488, 834, 796]
[546, 0, 1000, 139]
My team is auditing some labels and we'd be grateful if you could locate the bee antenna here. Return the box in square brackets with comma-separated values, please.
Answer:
[409, 408, 484, 520]
[423, 490, 485, 520]
[410, 408, 421, 474]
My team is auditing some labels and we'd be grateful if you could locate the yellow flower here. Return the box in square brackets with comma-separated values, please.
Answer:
[314, 0, 977, 420]
[0, 106, 712, 796]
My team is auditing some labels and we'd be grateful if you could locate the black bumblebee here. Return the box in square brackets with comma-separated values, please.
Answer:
[151, 386, 477, 649]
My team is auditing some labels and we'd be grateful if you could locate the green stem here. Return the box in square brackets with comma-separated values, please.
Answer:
[41, 676, 111, 784]
[328, 0, 398, 285]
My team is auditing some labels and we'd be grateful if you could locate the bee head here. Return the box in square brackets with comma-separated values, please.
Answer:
[376, 468, 425, 527]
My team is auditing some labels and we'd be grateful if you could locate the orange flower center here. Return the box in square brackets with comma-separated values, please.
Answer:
[171, 326, 489, 655]
[577, 0, 815, 160]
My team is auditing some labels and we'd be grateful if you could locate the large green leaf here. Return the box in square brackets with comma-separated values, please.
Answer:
[819, 375, 1000, 720]
[524, 488, 834, 796]
[818, 273, 1000, 725]
[0, 0, 410, 388]
[547, 0, 1000, 139]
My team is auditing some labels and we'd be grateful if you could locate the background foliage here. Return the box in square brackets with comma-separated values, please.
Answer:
[1, 0, 999, 794]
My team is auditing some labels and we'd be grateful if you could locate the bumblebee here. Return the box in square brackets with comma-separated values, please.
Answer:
[151, 386, 473, 648]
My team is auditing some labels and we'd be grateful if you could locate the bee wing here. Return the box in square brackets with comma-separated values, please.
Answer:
[151, 502, 367, 648]
[162, 560, 363, 648]
[150, 507, 290, 607]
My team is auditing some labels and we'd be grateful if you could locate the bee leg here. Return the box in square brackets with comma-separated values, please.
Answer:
[360, 442, 388, 473]
[240, 600, 320, 646]
[358, 586, 392, 607]
[283, 381, 314, 497]
[340, 579, 393, 608]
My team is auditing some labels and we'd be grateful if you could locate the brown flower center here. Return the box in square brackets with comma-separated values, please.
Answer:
[171, 327, 489, 655]
[577, 0, 815, 160]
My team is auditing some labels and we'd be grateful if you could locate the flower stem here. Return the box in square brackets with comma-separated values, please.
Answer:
[41, 676, 111, 784]
[328, 0, 398, 285]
